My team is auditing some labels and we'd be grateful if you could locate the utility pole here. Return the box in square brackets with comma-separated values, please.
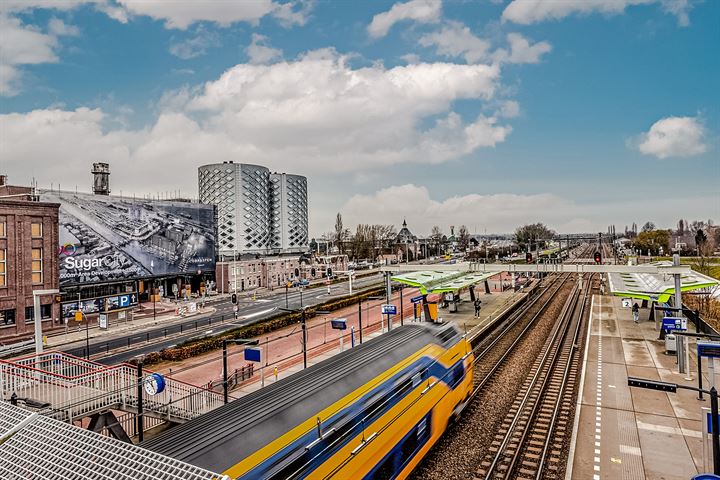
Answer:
[358, 301, 363, 344]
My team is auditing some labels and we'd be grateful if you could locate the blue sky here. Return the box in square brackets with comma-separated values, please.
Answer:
[0, 0, 718, 236]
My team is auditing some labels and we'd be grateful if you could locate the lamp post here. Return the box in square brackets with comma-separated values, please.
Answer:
[32, 288, 59, 355]
[279, 307, 329, 369]
[222, 338, 259, 404]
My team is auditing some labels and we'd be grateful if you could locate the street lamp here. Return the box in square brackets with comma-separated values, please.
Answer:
[223, 338, 259, 404]
[279, 307, 329, 369]
[32, 288, 59, 355]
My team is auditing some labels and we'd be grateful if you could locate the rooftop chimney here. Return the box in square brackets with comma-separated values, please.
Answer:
[92, 163, 110, 195]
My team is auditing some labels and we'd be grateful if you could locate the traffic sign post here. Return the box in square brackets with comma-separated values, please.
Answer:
[331, 318, 347, 352]
[244, 347, 263, 387]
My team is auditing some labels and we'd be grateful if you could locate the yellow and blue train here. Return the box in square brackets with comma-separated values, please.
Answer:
[144, 323, 474, 479]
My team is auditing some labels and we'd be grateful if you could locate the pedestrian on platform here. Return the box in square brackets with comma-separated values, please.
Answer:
[474, 299, 482, 318]
[632, 302, 640, 323]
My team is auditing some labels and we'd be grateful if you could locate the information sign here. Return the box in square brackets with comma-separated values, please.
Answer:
[410, 295, 424, 304]
[98, 313, 108, 329]
[698, 343, 720, 359]
[662, 316, 686, 332]
[622, 298, 632, 308]
[381, 304, 397, 315]
[244, 347, 261, 363]
[331, 319, 347, 330]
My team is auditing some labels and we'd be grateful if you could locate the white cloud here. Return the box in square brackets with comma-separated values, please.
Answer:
[502, 0, 692, 26]
[368, 0, 442, 39]
[245, 34, 283, 65]
[48, 18, 80, 36]
[272, 0, 314, 27]
[342, 184, 575, 233]
[116, 0, 274, 29]
[419, 20, 490, 64]
[1, 49, 512, 197]
[418, 23, 550, 66]
[493, 33, 551, 64]
[635, 116, 707, 159]
[0, 14, 59, 95]
[497, 100, 520, 118]
[169, 27, 220, 60]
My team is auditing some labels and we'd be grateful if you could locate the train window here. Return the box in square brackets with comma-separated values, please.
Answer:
[449, 363, 465, 387]
[412, 373, 422, 388]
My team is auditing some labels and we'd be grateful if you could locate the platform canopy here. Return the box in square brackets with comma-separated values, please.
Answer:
[391, 270, 496, 295]
[0, 402, 227, 480]
[607, 261, 718, 303]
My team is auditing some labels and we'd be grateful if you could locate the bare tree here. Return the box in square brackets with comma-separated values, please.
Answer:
[334, 213, 345, 253]
[430, 226, 443, 256]
[458, 225, 470, 252]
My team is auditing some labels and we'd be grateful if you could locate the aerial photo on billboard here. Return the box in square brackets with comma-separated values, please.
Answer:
[40, 191, 216, 286]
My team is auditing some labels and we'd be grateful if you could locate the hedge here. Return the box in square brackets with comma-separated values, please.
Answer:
[132, 286, 386, 367]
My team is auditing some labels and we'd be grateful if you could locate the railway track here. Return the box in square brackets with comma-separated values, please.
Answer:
[474, 273, 597, 480]
[411, 245, 601, 480]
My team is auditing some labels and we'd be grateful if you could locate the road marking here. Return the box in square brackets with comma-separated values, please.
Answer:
[240, 307, 277, 320]
[595, 295, 603, 478]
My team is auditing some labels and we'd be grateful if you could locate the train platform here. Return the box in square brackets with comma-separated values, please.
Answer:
[568, 294, 709, 480]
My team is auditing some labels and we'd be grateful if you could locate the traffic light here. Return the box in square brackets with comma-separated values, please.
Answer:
[326, 267, 332, 277]
[294, 268, 300, 277]
[526, 252, 532, 263]
[594, 251, 602, 264]
[311, 267, 316, 277]
[231, 293, 237, 304]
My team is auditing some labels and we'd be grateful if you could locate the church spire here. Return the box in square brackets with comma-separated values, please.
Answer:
[402, 218, 407, 228]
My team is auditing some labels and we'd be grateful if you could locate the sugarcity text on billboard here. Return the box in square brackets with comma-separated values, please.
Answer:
[41, 191, 216, 286]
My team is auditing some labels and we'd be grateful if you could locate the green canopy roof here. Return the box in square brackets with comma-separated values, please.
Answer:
[607, 261, 718, 303]
[391, 270, 496, 294]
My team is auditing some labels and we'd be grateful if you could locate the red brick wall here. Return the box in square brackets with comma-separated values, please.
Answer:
[0, 199, 61, 341]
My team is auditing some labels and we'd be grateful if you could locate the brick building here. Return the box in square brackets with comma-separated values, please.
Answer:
[0, 179, 61, 341]
[216, 254, 348, 293]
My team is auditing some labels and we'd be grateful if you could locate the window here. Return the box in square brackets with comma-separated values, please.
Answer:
[31, 221, 43, 238]
[0, 219, 6, 237]
[25, 305, 51, 322]
[0, 249, 5, 287]
[0, 309, 15, 326]
[31, 248, 43, 284]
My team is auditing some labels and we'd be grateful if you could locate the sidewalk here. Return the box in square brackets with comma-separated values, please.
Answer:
[568, 294, 709, 479]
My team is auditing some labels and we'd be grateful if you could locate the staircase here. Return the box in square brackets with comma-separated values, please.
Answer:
[0, 351, 225, 425]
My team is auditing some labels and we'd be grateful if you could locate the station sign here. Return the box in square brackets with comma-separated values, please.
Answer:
[381, 304, 397, 315]
[330, 319, 347, 330]
[698, 342, 720, 359]
[661, 316, 686, 332]
[244, 347, 261, 363]
[410, 295, 425, 304]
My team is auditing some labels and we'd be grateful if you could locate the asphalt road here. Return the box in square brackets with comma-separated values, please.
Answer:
[65, 273, 385, 364]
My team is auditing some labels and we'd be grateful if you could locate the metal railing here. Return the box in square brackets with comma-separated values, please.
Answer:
[0, 351, 225, 424]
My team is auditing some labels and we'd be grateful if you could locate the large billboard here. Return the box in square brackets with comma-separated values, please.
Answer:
[40, 191, 216, 286]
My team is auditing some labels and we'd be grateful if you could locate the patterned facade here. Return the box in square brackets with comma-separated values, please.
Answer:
[199, 162, 308, 256]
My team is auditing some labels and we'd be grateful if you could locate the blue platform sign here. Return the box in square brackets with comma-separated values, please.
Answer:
[331, 319, 347, 330]
[662, 316, 686, 332]
[119, 294, 131, 308]
[698, 343, 720, 359]
[244, 347, 261, 363]
[410, 295, 425, 304]
[381, 304, 397, 315]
